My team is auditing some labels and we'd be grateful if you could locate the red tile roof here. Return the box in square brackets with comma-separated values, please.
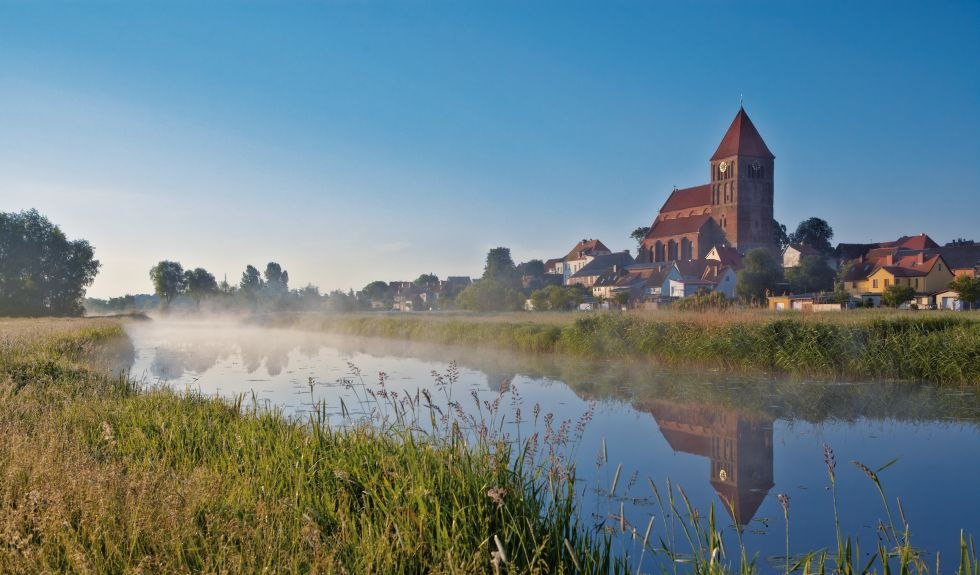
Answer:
[711, 107, 774, 161]
[659, 184, 712, 213]
[881, 265, 928, 278]
[897, 234, 940, 251]
[564, 239, 610, 261]
[646, 214, 714, 239]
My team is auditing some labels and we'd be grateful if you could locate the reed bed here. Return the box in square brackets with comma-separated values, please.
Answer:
[0, 318, 620, 573]
[264, 311, 980, 385]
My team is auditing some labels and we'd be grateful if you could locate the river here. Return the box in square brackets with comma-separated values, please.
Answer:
[124, 319, 980, 571]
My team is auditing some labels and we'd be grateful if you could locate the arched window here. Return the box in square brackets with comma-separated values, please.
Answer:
[655, 241, 665, 262]
[667, 240, 678, 261]
[681, 237, 693, 260]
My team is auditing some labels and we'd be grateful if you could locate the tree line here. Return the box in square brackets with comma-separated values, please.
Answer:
[0, 210, 99, 316]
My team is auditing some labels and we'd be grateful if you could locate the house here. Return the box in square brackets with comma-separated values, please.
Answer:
[936, 289, 974, 311]
[662, 259, 737, 300]
[939, 240, 980, 278]
[705, 245, 742, 269]
[567, 251, 634, 288]
[768, 294, 844, 312]
[843, 251, 953, 307]
[619, 263, 673, 307]
[782, 243, 835, 269]
[557, 239, 612, 283]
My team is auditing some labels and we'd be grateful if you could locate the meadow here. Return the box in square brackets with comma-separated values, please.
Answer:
[260, 309, 980, 386]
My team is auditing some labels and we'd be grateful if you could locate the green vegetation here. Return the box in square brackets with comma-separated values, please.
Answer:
[0, 318, 619, 573]
[736, 248, 783, 302]
[2, 319, 975, 574]
[0, 209, 100, 316]
[882, 284, 916, 308]
[267, 310, 980, 385]
[529, 284, 588, 311]
[950, 274, 980, 310]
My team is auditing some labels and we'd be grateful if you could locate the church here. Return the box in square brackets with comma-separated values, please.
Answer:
[637, 108, 776, 264]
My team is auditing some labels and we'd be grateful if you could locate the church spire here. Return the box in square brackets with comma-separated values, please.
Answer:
[711, 107, 774, 161]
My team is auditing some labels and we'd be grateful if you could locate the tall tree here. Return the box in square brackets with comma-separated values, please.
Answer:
[630, 226, 651, 250]
[361, 281, 391, 301]
[516, 260, 545, 279]
[736, 248, 783, 302]
[149, 260, 186, 307]
[184, 267, 218, 303]
[0, 209, 100, 316]
[240, 265, 263, 295]
[789, 217, 834, 253]
[264, 262, 288, 294]
[773, 219, 790, 252]
[482, 247, 521, 289]
[785, 255, 836, 293]
[413, 273, 440, 290]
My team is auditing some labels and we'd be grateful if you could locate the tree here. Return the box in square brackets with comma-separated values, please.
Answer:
[264, 262, 288, 295]
[456, 280, 524, 312]
[482, 247, 521, 289]
[361, 281, 391, 302]
[789, 217, 834, 253]
[0, 209, 100, 316]
[882, 284, 916, 308]
[150, 261, 186, 307]
[528, 285, 586, 311]
[773, 219, 790, 252]
[184, 267, 218, 303]
[516, 260, 545, 279]
[613, 291, 632, 308]
[949, 275, 980, 310]
[785, 255, 836, 293]
[736, 248, 783, 302]
[413, 273, 440, 290]
[240, 265, 264, 295]
[630, 226, 651, 250]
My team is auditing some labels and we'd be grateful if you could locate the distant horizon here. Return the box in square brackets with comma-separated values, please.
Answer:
[2, 1, 977, 299]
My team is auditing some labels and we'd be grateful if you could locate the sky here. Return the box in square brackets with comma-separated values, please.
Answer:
[1, 1, 978, 298]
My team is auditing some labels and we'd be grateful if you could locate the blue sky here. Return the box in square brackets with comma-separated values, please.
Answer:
[2, 1, 978, 298]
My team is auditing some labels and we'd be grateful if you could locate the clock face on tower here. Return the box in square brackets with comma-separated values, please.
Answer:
[719, 161, 729, 174]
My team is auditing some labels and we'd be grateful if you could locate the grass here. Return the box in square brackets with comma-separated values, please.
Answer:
[259, 310, 980, 385]
[0, 318, 621, 573]
[1, 317, 976, 574]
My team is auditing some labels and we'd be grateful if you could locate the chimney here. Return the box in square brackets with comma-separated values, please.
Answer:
[885, 254, 894, 266]
[916, 252, 925, 265]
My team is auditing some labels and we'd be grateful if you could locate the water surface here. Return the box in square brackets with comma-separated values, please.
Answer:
[125, 319, 980, 570]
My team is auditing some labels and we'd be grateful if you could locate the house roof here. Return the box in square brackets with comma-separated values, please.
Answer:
[570, 251, 635, 278]
[940, 244, 980, 271]
[785, 243, 821, 257]
[711, 107, 775, 161]
[564, 239, 610, 261]
[880, 265, 928, 278]
[836, 242, 878, 261]
[893, 234, 940, 251]
[659, 184, 712, 213]
[646, 214, 714, 239]
[621, 265, 671, 288]
[706, 245, 742, 268]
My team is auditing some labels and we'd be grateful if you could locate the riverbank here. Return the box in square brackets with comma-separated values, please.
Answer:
[259, 310, 980, 385]
[0, 318, 618, 573]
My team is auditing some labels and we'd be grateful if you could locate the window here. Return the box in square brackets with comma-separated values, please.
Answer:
[884, 279, 890, 287]
[873, 279, 878, 288]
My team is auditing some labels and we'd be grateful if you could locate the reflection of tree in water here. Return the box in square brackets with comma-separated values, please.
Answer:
[149, 342, 231, 381]
[145, 327, 328, 379]
[638, 400, 774, 526]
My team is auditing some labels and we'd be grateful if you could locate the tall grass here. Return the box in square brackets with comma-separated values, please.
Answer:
[263, 311, 980, 385]
[0, 319, 622, 573]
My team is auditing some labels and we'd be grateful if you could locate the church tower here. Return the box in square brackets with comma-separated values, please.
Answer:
[709, 108, 776, 254]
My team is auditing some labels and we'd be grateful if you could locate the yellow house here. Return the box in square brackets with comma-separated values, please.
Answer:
[845, 253, 953, 304]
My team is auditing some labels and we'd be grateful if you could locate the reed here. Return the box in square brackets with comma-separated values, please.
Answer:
[0, 319, 622, 573]
[262, 310, 980, 385]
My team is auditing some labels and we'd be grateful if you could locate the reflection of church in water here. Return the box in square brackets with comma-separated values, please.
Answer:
[643, 401, 774, 525]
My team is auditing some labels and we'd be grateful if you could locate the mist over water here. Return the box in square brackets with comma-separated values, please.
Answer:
[125, 318, 980, 569]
